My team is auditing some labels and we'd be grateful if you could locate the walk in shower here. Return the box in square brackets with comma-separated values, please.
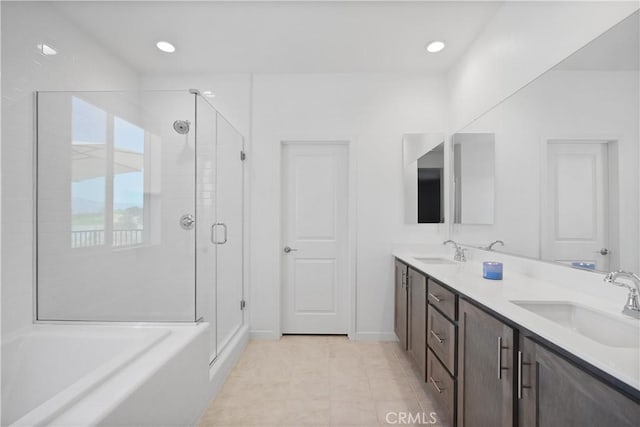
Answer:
[35, 89, 244, 363]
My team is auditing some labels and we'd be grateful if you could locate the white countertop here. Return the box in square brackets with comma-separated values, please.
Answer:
[393, 250, 640, 392]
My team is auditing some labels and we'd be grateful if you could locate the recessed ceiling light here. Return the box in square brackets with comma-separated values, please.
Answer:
[426, 41, 445, 53]
[156, 41, 176, 53]
[202, 90, 216, 98]
[37, 43, 57, 56]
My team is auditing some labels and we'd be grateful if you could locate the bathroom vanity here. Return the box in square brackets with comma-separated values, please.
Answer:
[393, 254, 640, 427]
[395, 11, 640, 426]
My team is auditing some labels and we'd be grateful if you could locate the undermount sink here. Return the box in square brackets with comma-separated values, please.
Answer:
[413, 257, 458, 265]
[511, 300, 640, 349]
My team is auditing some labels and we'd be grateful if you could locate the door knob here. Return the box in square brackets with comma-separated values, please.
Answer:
[595, 248, 609, 256]
[283, 246, 298, 254]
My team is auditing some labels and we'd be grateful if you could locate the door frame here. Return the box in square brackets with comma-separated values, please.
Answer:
[539, 135, 621, 270]
[276, 138, 357, 340]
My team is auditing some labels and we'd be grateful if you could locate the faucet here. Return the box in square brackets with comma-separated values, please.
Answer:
[604, 270, 640, 319]
[485, 240, 504, 251]
[443, 240, 466, 262]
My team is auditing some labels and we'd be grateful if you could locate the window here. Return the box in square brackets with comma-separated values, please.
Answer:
[71, 97, 146, 248]
[71, 97, 107, 247]
[113, 117, 145, 246]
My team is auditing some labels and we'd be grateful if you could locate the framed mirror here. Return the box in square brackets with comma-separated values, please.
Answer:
[452, 10, 639, 273]
[403, 133, 445, 224]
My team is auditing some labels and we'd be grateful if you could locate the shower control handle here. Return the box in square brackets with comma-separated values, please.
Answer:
[180, 214, 195, 230]
[211, 223, 228, 245]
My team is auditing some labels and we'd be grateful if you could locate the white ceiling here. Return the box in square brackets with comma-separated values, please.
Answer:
[556, 10, 639, 71]
[52, 1, 503, 74]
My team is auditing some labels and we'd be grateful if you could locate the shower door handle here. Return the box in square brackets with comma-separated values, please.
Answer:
[211, 223, 228, 245]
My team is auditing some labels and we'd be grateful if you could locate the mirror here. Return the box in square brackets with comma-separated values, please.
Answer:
[403, 133, 445, 223]
[452, 11, 639, 273]
[453, 133, 495, 225]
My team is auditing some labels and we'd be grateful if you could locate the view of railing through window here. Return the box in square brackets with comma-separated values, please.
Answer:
[71, 229, 144, 248]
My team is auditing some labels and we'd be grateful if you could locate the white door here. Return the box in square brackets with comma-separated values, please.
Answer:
[282, 142, 349, 334]
[542, 141, 609, 270]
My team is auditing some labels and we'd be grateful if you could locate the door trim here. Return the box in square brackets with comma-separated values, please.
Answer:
[539, 135, 621, 270]
[276, 138, 357, 340]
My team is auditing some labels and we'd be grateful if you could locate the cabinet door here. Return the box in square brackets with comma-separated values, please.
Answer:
[458, 299, 514, 427]
[519, 337, 640, 427]
[394, 260, 408, 350]
[408, 268, 426, 379]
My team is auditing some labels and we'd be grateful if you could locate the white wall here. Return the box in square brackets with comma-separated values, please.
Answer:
[1, 1, 139, 335]
[447, 1, 639, 133]
[452, 70, 639, 272]
[249, 73, 448, 340]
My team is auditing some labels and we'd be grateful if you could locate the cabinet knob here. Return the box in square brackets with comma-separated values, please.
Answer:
[429, 376, 444, 393]
[428, 292, 443, 303]
[430, 329, 445, 344]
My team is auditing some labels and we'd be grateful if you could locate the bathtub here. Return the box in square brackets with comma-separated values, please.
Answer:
[2, 323, 209, 426]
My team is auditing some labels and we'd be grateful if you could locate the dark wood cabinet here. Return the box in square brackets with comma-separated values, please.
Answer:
[427, 349, 456, 425]
[394, 259, 408, 350]
[428, 279, 457, 320]
[519, 337, 640, 427]
[426, 278, 459, 427]
[427, 305, 456, 375]
[458, 298, 514, 427]
[408, 267, 427, 378]
[394, 257, 639, 427]
[394, 260, 427, 378]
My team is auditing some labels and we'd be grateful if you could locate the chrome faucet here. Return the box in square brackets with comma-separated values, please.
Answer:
[604, 270, 640, 319]
[443, 240, 466, 262]
[485, 240, 504, 251]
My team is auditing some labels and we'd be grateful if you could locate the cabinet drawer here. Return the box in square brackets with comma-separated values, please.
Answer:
[427, 305, 456, 375]
[428, 279, 456, 320]
[427, 349, 455, 426]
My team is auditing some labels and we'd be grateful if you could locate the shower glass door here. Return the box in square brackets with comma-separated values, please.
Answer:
[37, 90, 197, 321]
[195, 96, 218, 357]
[215, 114, 244, 356]
[196, 96, 245, 363]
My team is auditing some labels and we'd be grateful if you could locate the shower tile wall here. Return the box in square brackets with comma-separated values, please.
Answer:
[1, 1, 139, 334]
[36, 91, 198, 321]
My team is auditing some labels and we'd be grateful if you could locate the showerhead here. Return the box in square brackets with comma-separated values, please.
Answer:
[173, 120, 190, 135]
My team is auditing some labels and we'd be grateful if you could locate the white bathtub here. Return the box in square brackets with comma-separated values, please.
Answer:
[2, 323, 209, 426]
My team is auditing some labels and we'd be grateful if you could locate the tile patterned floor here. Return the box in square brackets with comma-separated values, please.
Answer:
[199, 335, 447, 426]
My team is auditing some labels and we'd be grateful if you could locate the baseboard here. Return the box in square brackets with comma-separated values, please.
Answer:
[354, 331, 399, 341]
[248, 330, 397, 342]
[249, 330, 280, 340]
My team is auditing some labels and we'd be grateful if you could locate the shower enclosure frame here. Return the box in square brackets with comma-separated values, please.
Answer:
[31, 88, 246, 362]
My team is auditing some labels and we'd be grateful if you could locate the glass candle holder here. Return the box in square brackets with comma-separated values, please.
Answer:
[571, 261, 596, 271]
[483, 261, 503, 280]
